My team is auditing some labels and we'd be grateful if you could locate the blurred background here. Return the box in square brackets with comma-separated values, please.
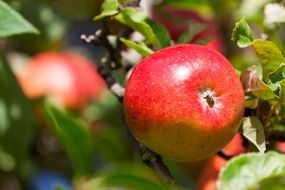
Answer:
[1, 0, 285, 190]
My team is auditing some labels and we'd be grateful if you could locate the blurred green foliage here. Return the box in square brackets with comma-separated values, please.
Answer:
[0, 53, 34, 178]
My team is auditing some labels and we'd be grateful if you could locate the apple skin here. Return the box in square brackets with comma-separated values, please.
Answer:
[182, 132, 245, 180]
[276, 142, 285, 153]
[18, 51, 105, 109]
[197, 156, 226, 190]
[152, 5, 223, 52]
[197, 133, 245, 190]
[222, 132, 246, 156]
[124, 44, 244, 161]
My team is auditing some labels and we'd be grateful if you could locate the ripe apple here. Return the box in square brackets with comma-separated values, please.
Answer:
[124, 44, 244, 161]
[222, 132, 246, 156]
[152, 5, 223, 52]
[276, 142, 285, 153]
[182, 132, 245, 180]
[197, 155, 227, 190]
[197, 133, 246, 190]
[18, 51, 105, 109]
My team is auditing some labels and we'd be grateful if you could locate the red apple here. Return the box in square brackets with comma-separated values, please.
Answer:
[222, 132, 246, 156]
[197, 133, 246, 190]
[182, 132, 245, 180]
[18, 51, 105, 109]
[197, 156, 227, 190]
[276, 142, 285, 153]
[152, 5, 223, 52]
[124, 44, 244, 161]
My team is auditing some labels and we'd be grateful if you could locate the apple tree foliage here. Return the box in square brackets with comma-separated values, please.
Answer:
[0, 0, 38, 178]
[1, 0, 285, 189]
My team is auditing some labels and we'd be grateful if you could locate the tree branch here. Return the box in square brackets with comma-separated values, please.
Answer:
[268, 130, 285, 142]
[127, 0, 141, 6]
[217, 150, 233, 160]
[81, 14, 175, 184]
[138, 142, 175, 184]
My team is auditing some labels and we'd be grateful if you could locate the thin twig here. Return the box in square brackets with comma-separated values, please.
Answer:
[268, 131, 285, 142]
[125, 120, 175, 183]
[138, 142, 175, 184]
[126, 0, 141, 6]
[82, 35, 175, 182]
[101, 21, 122, 69]
[81, 4, 175, 182]
[217, 150, 233, 160]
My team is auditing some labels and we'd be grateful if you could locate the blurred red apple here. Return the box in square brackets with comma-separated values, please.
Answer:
[152, 5, 223, 52]
[277, 142, 285, 153]
[182, 132, 246, 180]
[197, 133, 246, 190]
[18, 51, 105, 109]
[124, 44, 244, 161]
[222, 132, 246, 156]
[197, 156, 226, 190]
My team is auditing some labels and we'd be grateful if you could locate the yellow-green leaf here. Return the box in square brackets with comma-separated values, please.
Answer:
[252, 39, 285, 78]
[232, 17, 253, 48]
[120, 37, 153, 57]
[94, 0, 119, 20]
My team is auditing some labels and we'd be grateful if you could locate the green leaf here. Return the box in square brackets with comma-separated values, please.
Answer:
[163, 158, 195, 188]
[99, 162, 161, 182]
[78, 162, 176, 190]
[240, 65, 278, 100]
[115, 8, 161, 49]
[195, 35, 214, 46]
[230, 52, 257, 73]
[267, 81, 282, 98]
[218, 152, 285, 190]
[94, 0, 119, 20]
[79, 173, 173, 190]
[177, 30, 193, 45]
[258, 175, 285, 190]
[88, 174, 167, 190]
[92, 126, 132, 163]
[120, 37, 153, 57]
[241, 116, 266, 153]
[0, 0, 39, 37]
[0, 53, 33, 176]
[268, 63, 285, 83]
[252, 39, 285, 78]
[279, 80, 285, 92]
[259, 64, 285, 99]
[0, 146, 15, 172]
[231, 17, 254, 48]
[162, 0, 211, 12]
[44, 103, 94, 176]
[145, 19, 171, 48]
[177, 21, 207, 44]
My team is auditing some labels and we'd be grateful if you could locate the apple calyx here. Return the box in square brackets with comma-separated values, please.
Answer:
[199, 88, 216, 108]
